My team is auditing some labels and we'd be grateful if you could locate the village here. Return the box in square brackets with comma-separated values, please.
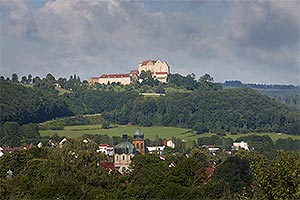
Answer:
[1, 127, 249, 178]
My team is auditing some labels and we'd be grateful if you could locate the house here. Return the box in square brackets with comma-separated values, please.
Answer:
[202, 145, 221, 153]
[59, 137, 68, 148]
[37, 142, 43, 148]
[147, 146, 165, 155]
[98, 144, 109, 154]
[205, 165, 216, 179]
[0, 147, 4, 157]
[232, 141, 249, 151]
[0, 146, 32, 157]
[100, 161, 115, 172]
[97, 144, 114, 157]
[48, 140, 58, 147]
[163, 140, 175, 149]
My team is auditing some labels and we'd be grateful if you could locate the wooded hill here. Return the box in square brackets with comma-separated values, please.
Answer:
[1, 73, 299, 138]
[224, 80, 300, 111]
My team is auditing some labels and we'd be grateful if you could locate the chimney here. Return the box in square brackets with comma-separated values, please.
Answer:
[122, 134, 128, 142]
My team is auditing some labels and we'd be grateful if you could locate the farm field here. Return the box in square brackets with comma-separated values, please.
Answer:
[40, 124, 300, 142]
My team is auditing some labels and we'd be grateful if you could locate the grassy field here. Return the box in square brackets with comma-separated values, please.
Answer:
[40, 124, 300, 144]
[40, 125, 196, 141]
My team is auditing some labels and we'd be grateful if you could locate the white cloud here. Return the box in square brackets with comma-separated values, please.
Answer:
[0, 0, 299, 84]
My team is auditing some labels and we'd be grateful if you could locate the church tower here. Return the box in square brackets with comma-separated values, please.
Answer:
[114, 133, 136, 174]
[132, 128, 145, 154]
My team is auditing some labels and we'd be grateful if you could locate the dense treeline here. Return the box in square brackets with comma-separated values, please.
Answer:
[224, 80, 300, 111]
[224, 80, 299, 90]
[0, 122, 41, 147]
[103, 88, 300, 135]
[0, 80, 73, 125]
[0, 144, 299, 199]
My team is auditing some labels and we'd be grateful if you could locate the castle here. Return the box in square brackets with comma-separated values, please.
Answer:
[89, 59, 170, 85]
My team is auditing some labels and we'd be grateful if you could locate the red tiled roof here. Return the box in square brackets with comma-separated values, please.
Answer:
[162, 140, 167, 146]
[99, 144, 109, 147]
[141, 60, 157, 66]
[129, 70, 139, 75]
[100, 162, 115, 170]
[99, 74, 131, 78]
[205, 165, 216, 179]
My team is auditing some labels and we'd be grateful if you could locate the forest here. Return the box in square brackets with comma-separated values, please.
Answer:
[223, 80, 300, 111]
[1, 72, 300, 148]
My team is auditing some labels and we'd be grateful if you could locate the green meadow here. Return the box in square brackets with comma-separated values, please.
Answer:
[40, 124, 300, 144]
[40, 124, 195, 141]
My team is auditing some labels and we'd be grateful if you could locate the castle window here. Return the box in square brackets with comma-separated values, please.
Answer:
[137, 143, 139, 149]
[141, 143, 144, 149]
[116, 155, 118, 161]
[123, 155, 125, 160]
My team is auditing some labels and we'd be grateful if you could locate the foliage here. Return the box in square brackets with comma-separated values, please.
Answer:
[212, 156, 253, 196]
[0, 122, 21, 147]
[0, 80, 73, 125]
[101, 121, 110, 129]
[104, 88, 300, 135]
[224, 80, 300, 111]
[0, 144, 299, 199]
[39, 115, 103, 130]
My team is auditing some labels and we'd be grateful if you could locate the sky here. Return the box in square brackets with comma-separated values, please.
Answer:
[0, 0, 299, 85]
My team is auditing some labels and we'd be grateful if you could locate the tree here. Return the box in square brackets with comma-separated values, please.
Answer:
[27, 74, 32, 84]
[212, 156, 252, 196]
[11, 73, 18, 82]
[45, 73, 56, 83]
[155, 86, 165, 94]
[193, 122, 208, 134]
[199, 73, 214, 83]
[21, 76, 28, 84]
[20, 123, 40, 144]
[32, 76, 41, 86]
[0, 122, 21, 147]
[101, 121, 110, 129]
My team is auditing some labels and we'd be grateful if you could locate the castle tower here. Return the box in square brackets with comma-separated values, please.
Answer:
[132, 128, 145, 155]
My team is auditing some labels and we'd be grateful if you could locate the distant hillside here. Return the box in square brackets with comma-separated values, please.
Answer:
[0, 80, 73, 125]
[103, 88, 300, 135]
[1, 75, 300, 136]
[224, 80, 300, 111]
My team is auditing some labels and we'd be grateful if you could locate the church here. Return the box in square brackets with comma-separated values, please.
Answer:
[113, 129, 145, 174]
[89, 59, 170, 85]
